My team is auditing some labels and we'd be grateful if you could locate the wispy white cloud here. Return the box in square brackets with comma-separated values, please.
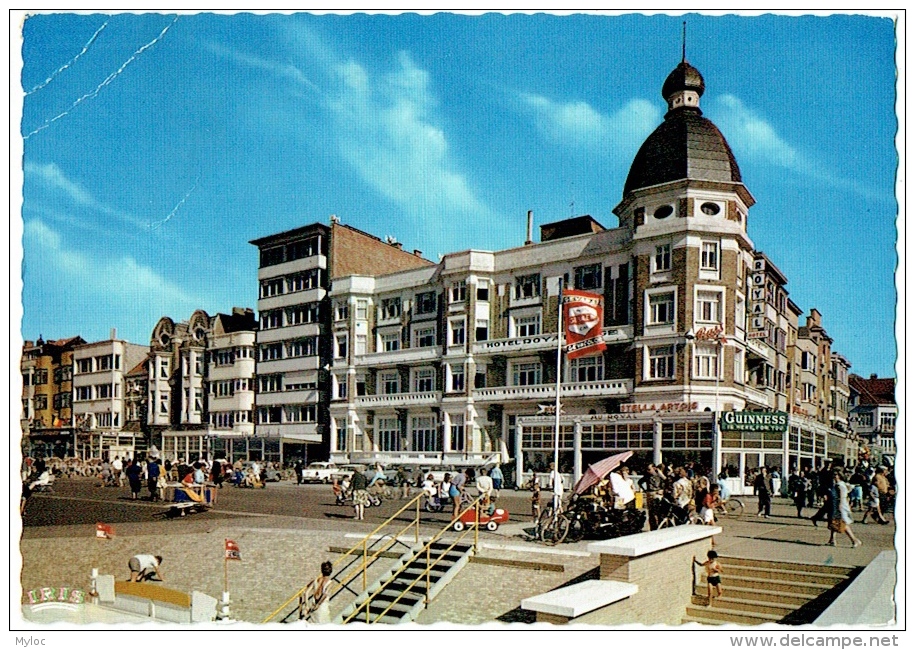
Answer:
[25, 161, 149, 229]
[327, 51, 494, 223]
[24, 218, 201, 313]
[204, 41, 320, 94]
[713, 94, 887, 202]
[520, 92, 661, 152]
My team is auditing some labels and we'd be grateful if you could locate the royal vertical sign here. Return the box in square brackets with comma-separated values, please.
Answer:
[562, 289, 607, 359]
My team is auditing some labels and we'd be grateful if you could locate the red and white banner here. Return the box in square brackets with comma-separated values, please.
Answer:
[95, 523, 113, 539]
[562, 289, 607, 359]
[225, 539, 241, 561]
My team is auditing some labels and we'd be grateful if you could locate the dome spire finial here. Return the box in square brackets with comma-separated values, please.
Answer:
[682, 21, 687, 63]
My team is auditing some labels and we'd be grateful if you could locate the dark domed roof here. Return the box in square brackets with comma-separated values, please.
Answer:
[623, 61, 741, 197]
[624, 110, 742, 196]
[661, 60, 705, 100]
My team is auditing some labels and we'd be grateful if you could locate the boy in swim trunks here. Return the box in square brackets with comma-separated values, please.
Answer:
[694, 550, 723, 606]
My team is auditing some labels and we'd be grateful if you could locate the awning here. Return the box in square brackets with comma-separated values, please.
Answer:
[280, 434, 321, 445]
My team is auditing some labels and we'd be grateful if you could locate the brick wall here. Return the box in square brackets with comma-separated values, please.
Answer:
[572, 536, 712, 626]
[330, 224, 433, 279]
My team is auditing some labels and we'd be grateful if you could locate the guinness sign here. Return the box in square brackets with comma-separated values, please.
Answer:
[719, 410, 788, 433]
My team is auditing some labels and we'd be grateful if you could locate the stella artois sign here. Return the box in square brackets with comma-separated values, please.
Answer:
[562, 289, 607, 359]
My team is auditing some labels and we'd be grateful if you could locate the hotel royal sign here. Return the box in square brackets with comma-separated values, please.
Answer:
[719, 411, 789, 433]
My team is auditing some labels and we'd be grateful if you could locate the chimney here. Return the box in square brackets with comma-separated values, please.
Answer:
[525, 210, 534, 245]
[870, 374, 878, 380]
[232, 307, 245, 316]
[391, 242, 403, 250]
[110, 328, 117, 340]
[413, 249, 422, 257]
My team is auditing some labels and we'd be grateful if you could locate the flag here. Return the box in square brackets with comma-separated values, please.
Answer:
[225, 539, 241, 561]
[95, 523, 113, 539]
[562, 289, 607, 359]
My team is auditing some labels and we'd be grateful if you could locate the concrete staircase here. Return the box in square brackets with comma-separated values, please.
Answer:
[336, 540, 474, 624]
[683, 556, 857, 625]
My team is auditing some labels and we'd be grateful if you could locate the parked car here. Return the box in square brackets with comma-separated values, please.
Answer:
[300, 462, 338, 483]
[330, 464, 367, 483]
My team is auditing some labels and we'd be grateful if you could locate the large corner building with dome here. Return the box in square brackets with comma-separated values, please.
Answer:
[250, 58, 857, 493]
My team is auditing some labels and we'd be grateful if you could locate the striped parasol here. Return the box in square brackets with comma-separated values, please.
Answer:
[572, 451, 634, 495]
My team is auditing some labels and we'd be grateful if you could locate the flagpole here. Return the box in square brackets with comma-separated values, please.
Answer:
[224, 539, 229, 595]
[553, 279, 564, 511]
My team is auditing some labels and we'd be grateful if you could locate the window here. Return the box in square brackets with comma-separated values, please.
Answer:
[696, 291, 721, 323]
[381, 332, 401, 352]
[514, 273, 541, 299]
[450, 319, 466, 346]
[261, 310, 283, 329]
[35, 368, 49, 384]
[258, 406, 283, 424]
[514, 313, 541, 337]
[159, 392, 169, 415]
[336, 418, 347, 452]
[475, 319, 489, 342]
[285, 405, 317, 423]
[450, 413, 465, 451]
[215, 380, 235, 397]
[879, 412, 895, 430]
[381, 297, 402, 319]
[53, 392, 71, 409]
[286, 237, 320, 261]
[653, 244, 671, 272]
[34, 395, 48, 410]
[377, 417, 401, 451]
[215, 349, 235, 366]
[413, 368, 435, 392]
[211, 412, 235, 429]
[96, 355, 112, 371]
[415, 291, 437, 315]
[574, 264, 602, 290]
[76, 386, 91, 401]
[411, 416, 440, 452]
[194, 388, 203, 413]
[801, 351, 817, 372]
[286, 338, 316, 358]
[76, 359, 92, 374]
[450, 364, 465, 392]
[96, 384, 113, 399]
[569, 356, 604, 382]
[700, 202, 721, 216]
[355, 334, 367, 356]
[287, 304, 319, 326]
[654, 204, 673, 219]
[476, 283, 490, 301]
[337, 376, 347, 399]
[734, 348, 745, 384]
[648, 345, 675, 379]
[381, 371, 399, 395]
[356, 300, 368, 319]
[648, 292, 675, 325]
[259, 343, 283, 362]
[413, 325, 435, 348]
[701, 241, 719, 271]
[512, 362, 542, 386]
[335, 301, 349, 321]
[803, 383, 816, 402]
[194, 355, 203, 375]
[259, 246, 284, 267]
[335, 334, 348, 359]
[694, 343, 720, 379]
[260, 278, 284, 298]
[450, 281, 466, 303]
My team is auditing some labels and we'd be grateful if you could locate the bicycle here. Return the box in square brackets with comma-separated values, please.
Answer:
[536, 500, 571, 545]
[715, 497, 744, 518]
[656, 498, 699, 529]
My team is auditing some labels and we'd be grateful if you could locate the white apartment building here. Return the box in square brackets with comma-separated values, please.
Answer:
[72, 333, 148, 459]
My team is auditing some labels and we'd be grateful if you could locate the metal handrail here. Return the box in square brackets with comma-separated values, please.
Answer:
[262, 492, 425, 623]
[342, 495, 485, 624]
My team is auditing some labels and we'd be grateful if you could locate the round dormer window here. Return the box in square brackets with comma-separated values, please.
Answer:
[654, 205, 673, 219]
[700, 202, 721, 216]
[159, 332, 171, 346]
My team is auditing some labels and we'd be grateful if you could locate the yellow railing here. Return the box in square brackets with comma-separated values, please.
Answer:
[342, 495, 485, 625]
[262, 492, 425, 623]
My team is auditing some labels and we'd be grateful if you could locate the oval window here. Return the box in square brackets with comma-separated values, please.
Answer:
[654, 205, 673, 219]
[701, 202, 720, 216]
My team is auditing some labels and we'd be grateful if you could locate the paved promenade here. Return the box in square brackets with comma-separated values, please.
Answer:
[17, 494, 897, 627]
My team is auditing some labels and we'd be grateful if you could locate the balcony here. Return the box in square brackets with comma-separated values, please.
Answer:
[354, 346, 440, 366]
[473, 379, 632, 403]
[354, 391, 441, 408]
[746, 336, 772, 361]
[742, 384, 771, 408]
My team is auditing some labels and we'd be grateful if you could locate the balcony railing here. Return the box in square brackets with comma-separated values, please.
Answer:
[743, 384, 771, 407]
[354, 391, 441, 408]
[353, 346, 440, 366]
[472, 379, 632, 402]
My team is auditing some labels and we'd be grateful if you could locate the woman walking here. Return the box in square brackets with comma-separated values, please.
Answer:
[826, 471, 862, 548]
[754, 466, 772, 518]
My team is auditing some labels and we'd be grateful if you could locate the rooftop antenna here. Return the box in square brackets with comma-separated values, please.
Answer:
[682, 21, 687, 62]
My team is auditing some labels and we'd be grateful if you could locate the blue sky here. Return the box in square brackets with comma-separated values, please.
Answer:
[15, 11, 899, 378]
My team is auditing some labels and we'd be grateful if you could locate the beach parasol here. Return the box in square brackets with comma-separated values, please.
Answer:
[572, 450, 634, 495]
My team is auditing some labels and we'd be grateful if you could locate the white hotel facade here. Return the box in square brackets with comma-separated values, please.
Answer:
[323, 58, 853, 491]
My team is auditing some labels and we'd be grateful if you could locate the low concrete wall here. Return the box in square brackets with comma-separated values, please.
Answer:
[574, 526, 718, 626]
[815, 551, 897, 626]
